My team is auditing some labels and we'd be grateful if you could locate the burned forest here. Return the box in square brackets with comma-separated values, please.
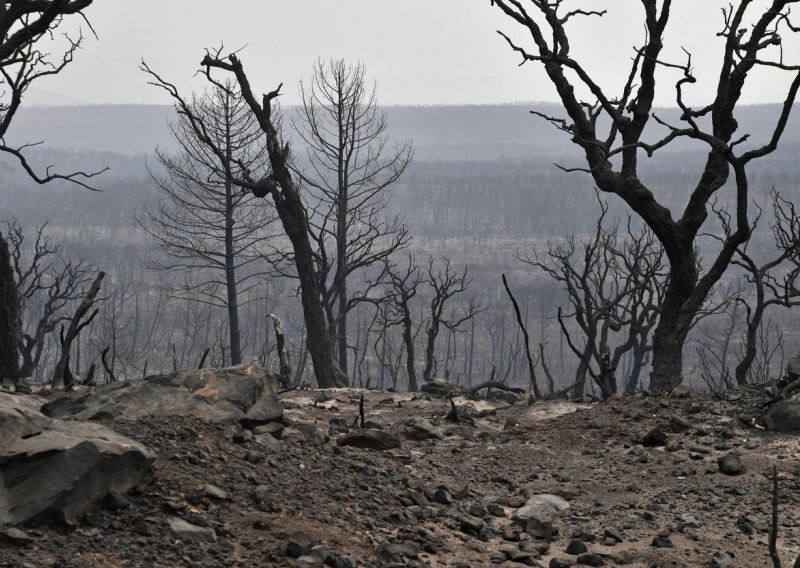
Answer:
[2, 1, 800, 567]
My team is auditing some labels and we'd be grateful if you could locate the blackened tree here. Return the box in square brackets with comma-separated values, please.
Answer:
[491, 0, 800, 390]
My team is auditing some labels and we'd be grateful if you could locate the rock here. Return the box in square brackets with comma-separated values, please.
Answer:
[717, 453, 744, 475]
[516, 494, 570, 538]
[377, 541, 419, 562]
[0, 527, 33, 546]
[764, 400, 800, 432]
[566, 539, 588, 554]
[287, 530, 312, 558]
[389, 416, 442, 440]
[0, 392, 154, 526]
[711, 551, 734, 567]
[168, 517, 217, 543]
[640, 428, 668, 447]
[651, 536, 673, 548]
[42, 365, 283, 427]
[328, 417, 350, 435]
[603, 528, 623, 544]
[550, 559, 574, 568]
[336, 429, 401, 450]
[678, 513, 701, 529]
[420, 379, 459, 397]
[254, 432, 283, 453]
[576, 553, 605, 566]
[294, 556, 324, 568]
[459, 515, 485, 534]
[203, 484, 229, 500]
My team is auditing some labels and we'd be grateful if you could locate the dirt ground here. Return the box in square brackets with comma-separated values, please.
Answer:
[2, 384, 799, 567]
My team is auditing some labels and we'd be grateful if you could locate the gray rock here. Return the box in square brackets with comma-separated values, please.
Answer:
[0, 392, 153, 526]
[389, 416, 442, 441]
[566, 539, 588, 554]
[640, 428, 668, 447]
[764, 400, 800, 432]
[652, 536, 673, 548]
[377, 541, 419, 562]
[287, 530, 312, 558]
[203, 484, 229, 500]
[0, 527, 33, 546]
[718, 453, 744, 475]
[42, 365, 282, 427]
[254, 433, 283, 453]
[515, 494, 570, 538]
[550, 559, 574, 568]
[577, 553, 605, 566]
[711, 551, 734, 567]
[336, 428, 401, 450]
[168, 517, 217, 543]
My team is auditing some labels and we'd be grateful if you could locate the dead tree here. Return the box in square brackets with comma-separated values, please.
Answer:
[422, 258, 483, 383]
[382, 255, 423, 390]
[144, 49, 347, 388]
[5, 219, 94, 378]
[522, 197, 665, 398]
[491, 1, 800, 390]
[52, 271, 104, 389]
[711, 192, 800, 385]
[136, 77, 277, 366]
[502, 274, 543, 397]
[293, 59, 412, 375]
[0, 0, 103, 386]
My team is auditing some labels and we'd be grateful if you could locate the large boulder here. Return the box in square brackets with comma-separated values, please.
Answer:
[764, 399, 800, 432]
[41, 365, 283, 427]
[0, 392, 153, 526]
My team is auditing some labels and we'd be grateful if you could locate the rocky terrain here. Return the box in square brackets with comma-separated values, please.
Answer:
[1, 370, 800, 568]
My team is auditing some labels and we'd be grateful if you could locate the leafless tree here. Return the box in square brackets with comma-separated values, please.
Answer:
[491, 0, 800, 390]
[382, 255, 424, 390]
[5, 219, 94, 378]
[711, 191, 800, 384]
[137, 76, 278, 365]
[0, 0, 103, 386]
[144, 48, 347, 387]
[422, 258, 484, 383]
[522, 197, 665, 398]
[292, 59, 412, 375]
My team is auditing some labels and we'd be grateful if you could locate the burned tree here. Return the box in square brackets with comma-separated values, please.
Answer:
[293, 59, 412, 376]
[491, 1, 800, 390]
[0, 0, 103, 386]
[5, 219, 94, 378]
[522, 197, 665, 398]
[137, 77, 277, 365]
[711, 192, 800, 385]
[422, 258, 483, 383]
[382, 255, 424, 391]
[144, 49, 347, 387]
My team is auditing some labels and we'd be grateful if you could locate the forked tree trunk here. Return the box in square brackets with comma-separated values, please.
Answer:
[0, 232, 19, 385]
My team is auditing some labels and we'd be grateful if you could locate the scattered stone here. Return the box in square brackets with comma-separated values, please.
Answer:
[0, 527, 33, 546]
[603, 528, 623, 544]
[640, 428, 668, 447]
[576, 552, 605, 566]
[717, 453, 744, 475]
[711, 551, 734, 567]
[550, 559, 574, 568]
[336, 429, 401, 450]
[168, 517, 217, 543]
[459, 515, 484, 534]
[287, 531, 313, 558]
[566, 539, 588, 554]
[678, 513, 701, 529]
[377, 541, 419, 562]
[651, 536, 673, 548]
[203, 484, 229, 500]
[516, 494, 569, 540]
[389, 416, 442, 440]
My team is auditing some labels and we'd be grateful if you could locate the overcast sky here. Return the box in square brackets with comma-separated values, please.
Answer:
[35, 0, 800, 107]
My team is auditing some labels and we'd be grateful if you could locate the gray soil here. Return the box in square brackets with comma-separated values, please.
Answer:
[2, 385, 799, 567]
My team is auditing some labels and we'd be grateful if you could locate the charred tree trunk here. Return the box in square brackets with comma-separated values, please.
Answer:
[200, 53, 347, 388]
[224, 137, 242, 365]
[53, 271, 104, 389]
[0, 233, 19, 385]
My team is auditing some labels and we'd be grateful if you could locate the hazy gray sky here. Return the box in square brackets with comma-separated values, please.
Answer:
[37, 1, 800, 107]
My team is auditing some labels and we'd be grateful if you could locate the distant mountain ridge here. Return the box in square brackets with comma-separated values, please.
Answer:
[6, 102, 800, 162]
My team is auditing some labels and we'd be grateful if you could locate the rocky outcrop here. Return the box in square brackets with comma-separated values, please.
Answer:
[0, 392, 153, 526]
[41, 365, 283, 427]
[764, 399, 800, 432]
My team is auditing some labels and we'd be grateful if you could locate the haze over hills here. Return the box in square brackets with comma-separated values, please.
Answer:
[7, 102, 800, 162]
